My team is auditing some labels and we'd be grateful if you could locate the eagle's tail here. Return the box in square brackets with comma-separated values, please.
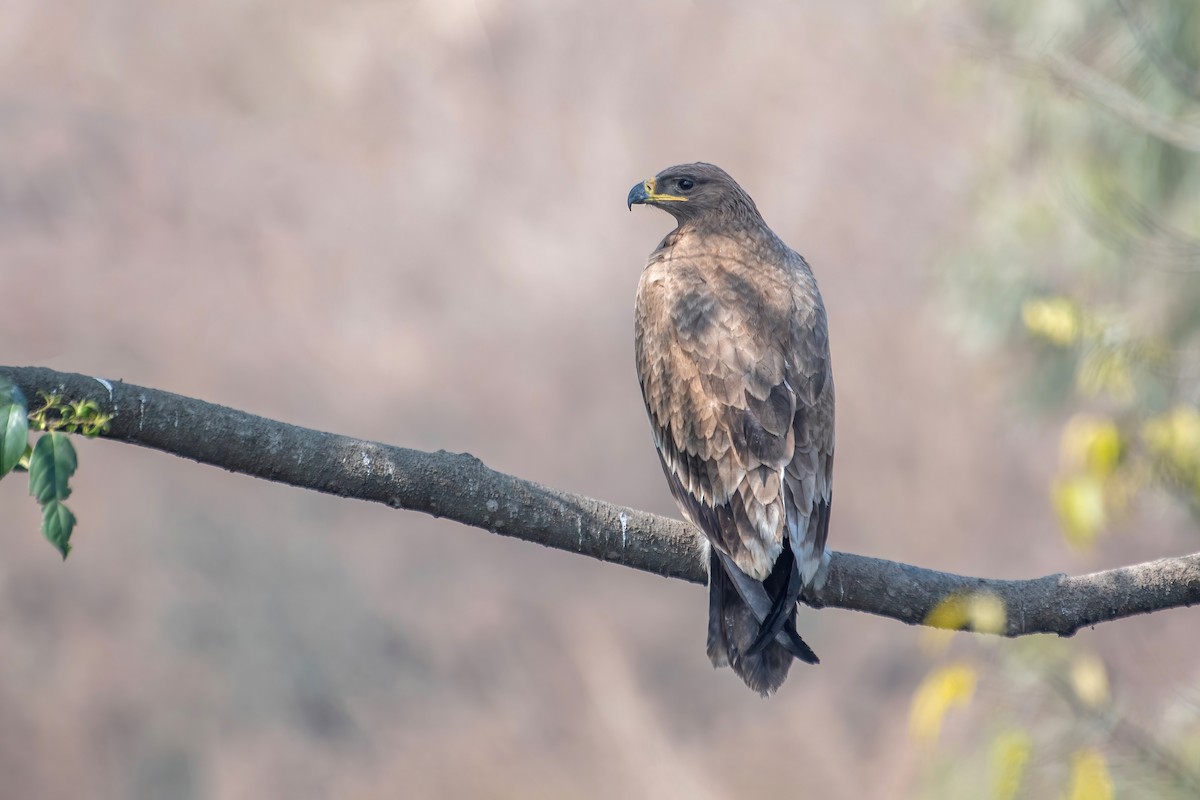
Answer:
[706, 548, 818, 696]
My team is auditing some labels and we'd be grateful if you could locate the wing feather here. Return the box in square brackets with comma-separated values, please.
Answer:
[635, 242, 834, 584]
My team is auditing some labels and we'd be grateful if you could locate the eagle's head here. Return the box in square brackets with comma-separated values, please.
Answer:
[627, 162, 760, 224]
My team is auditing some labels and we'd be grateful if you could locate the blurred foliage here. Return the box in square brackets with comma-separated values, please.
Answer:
[1067, 749, 1116, 800]
[942, 0, 1200, 536]
[924, 591, 1008, 640]
[911, 599, 1200, 798]
[910, 662, 978, 744]
[990, 729, 1033, 800]
[923, 0, 1200, 795]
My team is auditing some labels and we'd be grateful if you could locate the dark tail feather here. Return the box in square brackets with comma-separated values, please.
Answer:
[782, 617, 819, 664]
[746, 547, 804, 657]
[706, 549, 815, 696]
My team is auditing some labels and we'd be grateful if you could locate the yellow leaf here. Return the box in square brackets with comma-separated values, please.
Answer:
[1065, 748, 1113, 800]
[921, 593, 1008, 650]
[990, 729, 1032, 800]
[969, 593, 1008, 635]
[1052, 475, 1107, 548]
[1070, 654, 1110, 710]
[921, 595, 966, 653]
[1061, 415, 1122, 477]
[1022, 297, 1080, 346]
[925, 594, 970, 631]
[909, 663, 977, 744]
[1143, 405, 1200, 475]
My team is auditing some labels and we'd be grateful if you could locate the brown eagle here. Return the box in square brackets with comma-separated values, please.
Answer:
[628, 163, 835, 695]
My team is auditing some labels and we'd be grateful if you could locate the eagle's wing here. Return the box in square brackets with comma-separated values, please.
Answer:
[635, 248, 833, 587]
[782, 267, 835, 590]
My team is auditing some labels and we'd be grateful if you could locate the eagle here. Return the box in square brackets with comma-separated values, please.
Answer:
[628, 163, 835, 695]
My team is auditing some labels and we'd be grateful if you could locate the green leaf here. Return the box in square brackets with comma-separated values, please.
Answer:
[41, 499, 76, 559]
[29, 432, 77, 504]
[0, 379, 28, 479]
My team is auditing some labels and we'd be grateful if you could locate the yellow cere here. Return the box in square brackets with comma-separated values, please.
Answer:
[644, 176, 688, 203]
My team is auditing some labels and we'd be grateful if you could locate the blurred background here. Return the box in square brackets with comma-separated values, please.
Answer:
[2, 0, 1199, 797]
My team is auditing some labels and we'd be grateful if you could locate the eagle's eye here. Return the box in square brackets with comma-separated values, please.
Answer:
[677, 178, 695, 191]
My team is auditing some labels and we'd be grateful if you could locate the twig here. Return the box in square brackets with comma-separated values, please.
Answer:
[1114, 0, 1200, 101]
[976, 43, 1200, 153]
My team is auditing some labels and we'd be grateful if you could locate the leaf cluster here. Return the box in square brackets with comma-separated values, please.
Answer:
[0, 379, 87, 558]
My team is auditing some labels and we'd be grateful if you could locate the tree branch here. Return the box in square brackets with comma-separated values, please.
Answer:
[3, 365, 1199, 637]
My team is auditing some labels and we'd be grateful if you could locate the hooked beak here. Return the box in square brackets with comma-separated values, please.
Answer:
[627, 181, 649, 210]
